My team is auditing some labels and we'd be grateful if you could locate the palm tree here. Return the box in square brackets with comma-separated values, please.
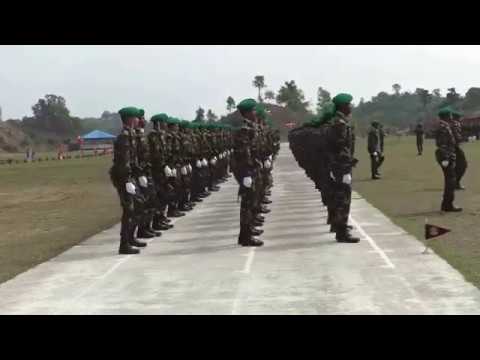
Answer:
[252, 75, 266, 102]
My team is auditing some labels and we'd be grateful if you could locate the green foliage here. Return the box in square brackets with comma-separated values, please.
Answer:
[276, 80, 309, 113]
[30, 94, 73, 134]
[316, 86, 331, 114]
[264, 90, 275, 102]
[226, 96, 236, 113]
[194, 107, 206, 122]
[206, 109, 218, 123]
[253, 75, 266, 102]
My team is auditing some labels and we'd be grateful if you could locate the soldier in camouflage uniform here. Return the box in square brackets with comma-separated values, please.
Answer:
[148, 114, 174, 231]
[232, 99, 264, 246]
[451, 110, 467, 190]
[326, 94, 360, 243]
[134, 109, 162, 238]
[367, 121, 382, 180]
[415, 122, 424, 155]
[165, 118, 186, 218]
[435, 107, 462, 212]
[109, 107, 147, 255]
[178, 120, 195, 211]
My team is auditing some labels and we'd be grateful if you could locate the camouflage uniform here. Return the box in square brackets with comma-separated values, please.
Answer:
[435, 117, 458, 210]
[415, 123, 424, 155]
[451, 117, 467, 189]
[110, 125, 145, 254]
[326, 110, 356, 240]
[367, 123, 382, 179]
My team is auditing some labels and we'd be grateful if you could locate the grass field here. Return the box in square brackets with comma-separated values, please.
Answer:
[353, 135, 480, 288]
[0, 156, 119, 284]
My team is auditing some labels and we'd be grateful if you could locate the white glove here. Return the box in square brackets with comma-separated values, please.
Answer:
[330, 171, 335, 180]
[172, 168, 177, 177]
[138, 176, 148, 188]
[219, 153, 223, 160]
[243, 176, 253, 188]
[188, 164, 193, 172]
[342, 174, 352, 185]
[269, 155, 273, 162]
[125, 182, 136, 195]
[181, 166, 188, 176]
[441, 160, 449, 168]
[196, 160, 202, 168]
[202, 158, 208, 167]
[373, 152, 378, 156]
[264, 160, 271, 169]
[210, 158, 217, 165]
[164, 165, 172, 177]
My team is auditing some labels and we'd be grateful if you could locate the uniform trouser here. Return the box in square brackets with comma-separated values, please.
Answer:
[416, 136, 423, 154]
[239, 186, 255, 240]
[370, 154, 381, 177]
[191, 166, 203, 199]
[455, 147, 467, 185]
[115, 187, 137, 244]
[331, 180, 352, 231]
[440, 161, 456, 207]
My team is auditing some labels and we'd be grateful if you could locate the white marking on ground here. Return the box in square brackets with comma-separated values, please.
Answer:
[349, 216, 396, 269]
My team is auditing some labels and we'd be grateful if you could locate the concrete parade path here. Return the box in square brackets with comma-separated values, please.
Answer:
[1, 145, 480, 314]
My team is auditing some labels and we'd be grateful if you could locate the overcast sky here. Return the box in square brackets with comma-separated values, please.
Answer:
[1, 45, 479, 120]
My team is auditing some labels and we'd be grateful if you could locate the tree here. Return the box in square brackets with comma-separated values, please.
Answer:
[392, 83, 401, 95]
[206, 109, 218, 123]
[276, 80, 309, 113]
[316, 86, 331, 113]
[432, 88, 441, 98]
[31, 94, 73, 133]
[264, 90, 275, 102]
[446, 87, 461, 105]
[194, 107, 206, 122]
[253, 75, 266, 102]
[226, 96, 236, 113]
[463, 87, 480, 110]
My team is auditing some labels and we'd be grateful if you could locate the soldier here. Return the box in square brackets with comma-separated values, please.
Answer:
[232, 98, 264, 246]
[148, 114, 174, 231]
[134, 109, 162, 238]
[326, 94, 360, 243]
[178, 120, 195, 211]
[165, 118, 186, 218]
[367, 121, 382, 180]
[109, 107, 147, 255]
[435, 107, 462, 212]
[415, 122, 424, 155]
[452, 110, 467, 190]
[378, 123, 385, 174]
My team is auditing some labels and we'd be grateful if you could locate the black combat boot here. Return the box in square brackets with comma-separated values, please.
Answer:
[262, 198, 272, 205]
[137, 228, 156, 239]
[336, 227, 360, 243]
[119, 238, 140, 255]
[455, 183, 466, 190]
[130, 237, 147, 247]
[250, 227, 264, 236]
[330, 224, 353, 233]
[441, 203, 463, 212]
[260, 206, 271, 214]
[209, 185, 220, 192]
[241, 237, 264, 247]
[255, 214, 265, 222]
[167, 209, 186, 217]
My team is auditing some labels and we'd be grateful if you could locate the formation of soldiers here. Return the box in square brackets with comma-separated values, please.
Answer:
[110, 102, 280, 254]
[288, 93, 360, 243]
[435, 106, 468, 212]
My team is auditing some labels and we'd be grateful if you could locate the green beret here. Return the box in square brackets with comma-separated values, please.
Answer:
[332, 93, 353, 106]
[452, 110, 464, 118]
[179, 120, 190, 128]
[150, 113, 169, 123]
[118, 106, 139, 119]
[138, 108, 145, 117]
[438, 106, 453, 117]
[237, 98, 257, 113]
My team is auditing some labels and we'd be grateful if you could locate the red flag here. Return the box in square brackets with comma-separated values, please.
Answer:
[425, 224, 451, 240]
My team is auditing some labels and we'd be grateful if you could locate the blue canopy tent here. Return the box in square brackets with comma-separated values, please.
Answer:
[81, 130, 116, 141]
[80, 130, 116, 151]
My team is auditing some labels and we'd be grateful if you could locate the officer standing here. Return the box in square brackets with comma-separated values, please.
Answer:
[415, 122, 424, 155]
[109, 107, 147, 255]
[326, 94, 360, 243]
[452, 110, 468, 190]
[367, 121, 382, 180]
[232, 98, 264, 247]
[435, 107, 462, 212]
